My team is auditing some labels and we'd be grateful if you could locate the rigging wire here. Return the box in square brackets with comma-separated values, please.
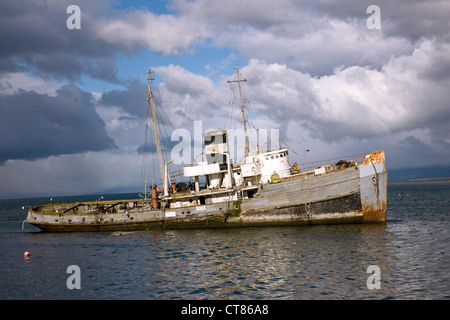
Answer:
[240, 82, 257, 130]
[149, 106, 155, 187]
[227, 74, 258, 159]
[141, 96, 151, 186]
[153, 95, 186, 184]
[140, 71, 185, 192]
[226, 84, 233, 130]
[228, 84, 242, 131]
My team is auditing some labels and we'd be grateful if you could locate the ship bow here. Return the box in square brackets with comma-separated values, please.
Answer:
[359, 150, 387, 223]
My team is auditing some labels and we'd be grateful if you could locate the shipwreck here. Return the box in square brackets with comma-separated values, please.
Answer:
[24, 66, 387, 232]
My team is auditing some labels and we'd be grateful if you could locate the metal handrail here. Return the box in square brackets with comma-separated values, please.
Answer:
[298, 153, 367, 173]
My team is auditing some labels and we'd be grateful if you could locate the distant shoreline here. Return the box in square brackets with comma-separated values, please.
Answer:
[389, 177, 450, 184]
[409, 177, 450, 182]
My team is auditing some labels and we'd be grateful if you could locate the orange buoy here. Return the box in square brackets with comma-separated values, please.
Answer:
[24, 251, 30, 257]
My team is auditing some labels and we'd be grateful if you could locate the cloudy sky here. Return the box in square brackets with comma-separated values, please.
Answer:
[1, 0, 449, 198]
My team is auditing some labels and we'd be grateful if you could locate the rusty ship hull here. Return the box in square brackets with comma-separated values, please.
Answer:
[24, 150, 387, 232]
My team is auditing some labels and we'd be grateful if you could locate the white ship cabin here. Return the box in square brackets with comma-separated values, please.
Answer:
[251, 148, 291, 184]
[182, 129, 292, 196]
[183, 129, 233, 191]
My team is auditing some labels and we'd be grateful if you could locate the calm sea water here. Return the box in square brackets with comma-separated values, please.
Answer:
[0, 183, 449, 300]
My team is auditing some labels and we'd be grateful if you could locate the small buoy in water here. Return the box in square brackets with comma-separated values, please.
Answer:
[24, 251, 30, 258]
[398, 194, 401, 196]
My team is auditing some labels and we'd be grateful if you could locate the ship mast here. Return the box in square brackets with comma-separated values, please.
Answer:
[146, 70, 164, 184]
[227, 64, 249, 156]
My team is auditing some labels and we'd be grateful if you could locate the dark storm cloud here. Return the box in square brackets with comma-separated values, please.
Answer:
[0, 0, 122, 83]
[99, 78, 182, 129]
[315, 0, 450, 41]
[0, 85, 117, 164]
[136, 137, 177, 156]
[393, 135, 450, 168]
[100, 79, 148, 118]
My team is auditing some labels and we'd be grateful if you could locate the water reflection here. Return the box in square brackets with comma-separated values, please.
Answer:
[139, 224, 398, 299]
[2, 183, 449, 299]
[3, 212, 447, 299]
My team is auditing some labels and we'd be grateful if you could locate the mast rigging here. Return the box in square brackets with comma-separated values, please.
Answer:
[227, 64, 249, 156]
[146, 70, 164, 184]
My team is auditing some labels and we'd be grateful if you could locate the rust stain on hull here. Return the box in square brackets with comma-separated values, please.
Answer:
[363, 150, 385, 165]
[362, 200, 387, 223]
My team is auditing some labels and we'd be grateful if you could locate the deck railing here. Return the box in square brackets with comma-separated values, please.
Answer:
[297, 153, 367, 173]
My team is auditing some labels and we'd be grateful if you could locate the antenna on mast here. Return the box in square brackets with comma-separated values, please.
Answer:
[227, 65, 249, 156]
